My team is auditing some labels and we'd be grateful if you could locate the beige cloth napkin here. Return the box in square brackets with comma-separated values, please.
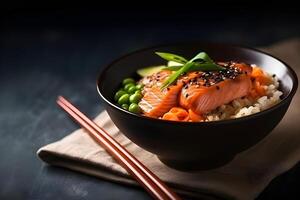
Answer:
[38, 39, 300, 200]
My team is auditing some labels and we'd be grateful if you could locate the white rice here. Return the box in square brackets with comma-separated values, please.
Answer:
[204, 67, 283, 121]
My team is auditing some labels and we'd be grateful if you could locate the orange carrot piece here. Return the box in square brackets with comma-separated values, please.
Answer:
[251, 67, 272, 86]
[248, 81, 266, 100]
[247, 67, 270, 100]
[162, 113, 180, 121]
[188, 109, 204, 122]
[255, 81, 266, 96]
[162, 107, 189, 122]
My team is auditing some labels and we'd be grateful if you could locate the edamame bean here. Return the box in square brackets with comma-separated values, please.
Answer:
[134, 90, 142, 95]
[136, 84, 143, 90]
[129, 93, 142, 104]
[127, 85, 137, 94]
[129, 103, 141, 113]
[118, 94, 129, 105]
[114, 90, 126, 102]
[122, 78, 135, 86]
[124, 83, 135, 91]
[121, 104, 129, 110]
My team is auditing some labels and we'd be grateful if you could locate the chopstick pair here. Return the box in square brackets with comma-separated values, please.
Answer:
[57, 96, 181, 200]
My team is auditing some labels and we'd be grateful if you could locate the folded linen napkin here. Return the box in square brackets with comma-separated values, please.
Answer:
[38, 38, 300, 200]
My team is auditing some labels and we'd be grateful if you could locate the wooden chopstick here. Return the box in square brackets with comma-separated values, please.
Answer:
[57, 96, 181, 200]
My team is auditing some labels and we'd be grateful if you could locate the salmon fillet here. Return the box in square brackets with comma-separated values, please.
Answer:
[179, 62, 253, 114]
[138, 70, 184, 118]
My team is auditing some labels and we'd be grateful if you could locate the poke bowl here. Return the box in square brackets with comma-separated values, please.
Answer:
[97, 42, 298, 170]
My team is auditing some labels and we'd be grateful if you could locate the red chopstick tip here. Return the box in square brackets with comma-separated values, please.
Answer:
[57, 96, 67, 108]
[57, 95, 65, 101]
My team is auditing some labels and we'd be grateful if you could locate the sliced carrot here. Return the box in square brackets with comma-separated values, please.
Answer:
[162, 107, 189, 122]
[251, 67, 272, 86]
[255, 81, 266, 96]
[248, 80, 266, 100]
[188, 109, 204, 122]
[247, 67, 270, 100]
[162, 113, 180, 121]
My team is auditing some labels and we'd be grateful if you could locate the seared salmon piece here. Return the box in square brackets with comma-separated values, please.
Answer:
[138, 70, 183, 118]
[139, 70, 200, 118]
[179, 62, 253, 114]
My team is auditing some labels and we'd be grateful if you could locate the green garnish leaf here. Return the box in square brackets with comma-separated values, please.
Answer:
[163, 63, 224, 72]
[190, 52, 214, 63]
[159, 51, 225, 89]
[161, 62, 194, 89]
[155, 52, 188, 64]
[191, 62, 225, 71]
[163, 65, 182, 71]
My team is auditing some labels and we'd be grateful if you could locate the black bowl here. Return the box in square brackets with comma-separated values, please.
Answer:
[97, 42, 298, 170]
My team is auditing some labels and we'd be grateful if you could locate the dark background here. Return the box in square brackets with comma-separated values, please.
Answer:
[1, 4, 300, 200]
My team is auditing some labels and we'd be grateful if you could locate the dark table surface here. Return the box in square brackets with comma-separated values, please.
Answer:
[1, 7, 300, 200]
